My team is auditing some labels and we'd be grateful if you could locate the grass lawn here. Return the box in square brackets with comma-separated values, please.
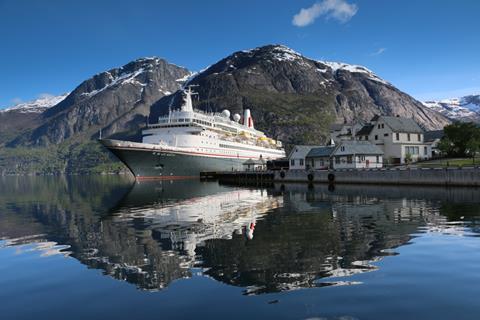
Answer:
[417, 158, 478, 168]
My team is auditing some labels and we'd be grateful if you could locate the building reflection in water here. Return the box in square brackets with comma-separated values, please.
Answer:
[0, 176, 479, 293]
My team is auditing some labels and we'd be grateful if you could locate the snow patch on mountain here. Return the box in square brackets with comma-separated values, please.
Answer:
[1, 93, 69, 113]
[239, 44, 390, 85]
[81, 68, 147, 98]
[320, 61, 391, 85]
[176, 71, 197, 85]
[423, 95, 480, 121]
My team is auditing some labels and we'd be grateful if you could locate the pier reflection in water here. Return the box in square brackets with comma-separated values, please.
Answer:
[1, 176, 480, 320]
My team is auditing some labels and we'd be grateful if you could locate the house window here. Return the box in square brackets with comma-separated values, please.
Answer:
[382, 124, 384, 128]
[384, 133, 388, 137]
[365, 136, 368, 140]
[375, 135, 378, 140]
[418, 134, 421, 141]
[378, 124, 381, 129]
[335, 157, 340, 164]
[341, 146, 345, 151]
[299, 159, 304, 166]
[424, 146, 428, 155]
[406, 146, 419, 155]
[347, 155, 353, 164]
[290, 159, 295, 166]
[407, 133, 411, 141]
[396, 133, 399, 140]
[376, 155, 379, 163]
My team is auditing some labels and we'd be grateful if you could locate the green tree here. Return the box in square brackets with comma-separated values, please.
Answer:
[405, 152, 412, 164]
[438, 122, 480, 158]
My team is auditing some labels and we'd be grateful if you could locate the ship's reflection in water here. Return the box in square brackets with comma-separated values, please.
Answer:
[1, 176, 479, 295]
[95, 180, 283, 290]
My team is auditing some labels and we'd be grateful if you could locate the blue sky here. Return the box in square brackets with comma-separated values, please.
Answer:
[1, 0, 479, 108]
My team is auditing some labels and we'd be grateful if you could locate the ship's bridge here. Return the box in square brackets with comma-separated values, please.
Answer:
[143, 87, 283, 149]
[147, 109, 265, 137]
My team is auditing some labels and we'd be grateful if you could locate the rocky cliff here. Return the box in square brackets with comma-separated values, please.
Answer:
[0, 58, 189, 174]
[10, 57, 189, 147]
[0, 93, 68, 145]
[150, 45, 450, 146]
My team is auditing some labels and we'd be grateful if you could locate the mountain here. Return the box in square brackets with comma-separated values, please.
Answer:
[150, 45, 449, 146]
[11, 57, 190, 147]
[1, 44, 450, 175]
[1, 93, 69, 113]
[0, 93, 68, 145]
[0, 57, 190, 175]
[423, 95, 480, 122]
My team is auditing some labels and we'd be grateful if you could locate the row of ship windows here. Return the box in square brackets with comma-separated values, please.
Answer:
[196, 148, 238, 155]
[170, 118, 212, 126]
[157, 119, 239, 133]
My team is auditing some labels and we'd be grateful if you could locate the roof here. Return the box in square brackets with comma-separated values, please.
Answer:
[306, 146, 336, 158]
[356, 124, 374, 136]
[288, 145, 319, 159]
[379, 116, 424, 133]
[330, 120, 367, 132]
[334, 140, 384, 155]
[424, 129, 444, 142]
[243, 158, 266, 165]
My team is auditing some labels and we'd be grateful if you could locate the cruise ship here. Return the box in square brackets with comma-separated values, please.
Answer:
[100, 87, 286, 179]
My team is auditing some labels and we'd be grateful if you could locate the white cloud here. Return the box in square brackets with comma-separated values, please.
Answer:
[292, 0, 358, 27]
[370, 47, 387, 56]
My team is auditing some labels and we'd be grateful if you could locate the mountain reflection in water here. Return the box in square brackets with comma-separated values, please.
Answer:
[0, 176, 479, 294]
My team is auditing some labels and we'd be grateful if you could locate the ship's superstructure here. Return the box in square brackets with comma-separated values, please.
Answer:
[101, 87, 286, 178]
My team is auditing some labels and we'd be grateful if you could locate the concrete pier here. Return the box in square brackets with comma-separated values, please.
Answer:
[204, 167, 480, 187]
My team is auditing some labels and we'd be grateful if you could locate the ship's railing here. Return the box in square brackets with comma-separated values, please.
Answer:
[153, 109, 264, 136]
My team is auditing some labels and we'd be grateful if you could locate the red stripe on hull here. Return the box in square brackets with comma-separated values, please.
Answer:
[108, 146, 282, 160]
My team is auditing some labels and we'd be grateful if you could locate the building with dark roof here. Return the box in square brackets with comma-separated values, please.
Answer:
[287, 145, 321, 170]
[330, 120, 366, 143]
[243, 158, 266, 171]
[305, 146, 336, 170]
[305, 141, 383, 170]
[352, 115, 433, 164]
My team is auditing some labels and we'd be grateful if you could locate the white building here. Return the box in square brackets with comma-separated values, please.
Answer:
[243, 158, 266, 171]
[354, 115, 431, 164]
[305, 146, 336, 170]
[287, 145, 319, 170]
[331, 140, 383, 169]
[306, 141, 383, 170]
[330, 121, 366, 143]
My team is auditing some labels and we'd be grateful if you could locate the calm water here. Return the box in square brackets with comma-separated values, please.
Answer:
[1, 176, 480, 320]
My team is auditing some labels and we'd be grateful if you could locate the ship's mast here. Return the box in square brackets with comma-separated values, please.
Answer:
[181, 86, 197, 112]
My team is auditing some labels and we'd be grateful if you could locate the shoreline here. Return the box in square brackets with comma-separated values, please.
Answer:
[208, 167, 480, 187]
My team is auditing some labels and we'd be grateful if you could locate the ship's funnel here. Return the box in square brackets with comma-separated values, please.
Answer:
[243, 109, 254, 129]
